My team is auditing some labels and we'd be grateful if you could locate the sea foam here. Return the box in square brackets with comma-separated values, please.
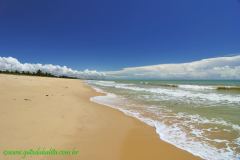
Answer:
[89, 80, 240, 104]
[87, 80, 240, 160]
[88, 86, 239, 160]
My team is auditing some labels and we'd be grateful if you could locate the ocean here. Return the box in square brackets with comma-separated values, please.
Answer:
[87, 80, 240, 160]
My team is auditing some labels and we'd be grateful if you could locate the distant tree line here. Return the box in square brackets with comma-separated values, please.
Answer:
[0, 69, 77, 79]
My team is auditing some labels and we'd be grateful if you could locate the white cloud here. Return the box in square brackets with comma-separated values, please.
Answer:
[0, 57, 105, 79]
[105, 55, 240, 79]
[1, 55, 240, 80]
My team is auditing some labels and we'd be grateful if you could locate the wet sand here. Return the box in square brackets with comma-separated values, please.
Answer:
[0, 74, 202, 160]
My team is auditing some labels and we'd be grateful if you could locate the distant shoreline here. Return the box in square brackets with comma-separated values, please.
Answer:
[0, 70, 78, 79]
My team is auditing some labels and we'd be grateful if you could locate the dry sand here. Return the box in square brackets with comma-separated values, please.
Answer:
[0, 74, 202, 160]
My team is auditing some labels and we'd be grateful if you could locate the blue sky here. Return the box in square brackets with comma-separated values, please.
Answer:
[0, 0, 240, 71]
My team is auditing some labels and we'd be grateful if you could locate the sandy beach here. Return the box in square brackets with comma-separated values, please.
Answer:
[0, 74, 202, 160]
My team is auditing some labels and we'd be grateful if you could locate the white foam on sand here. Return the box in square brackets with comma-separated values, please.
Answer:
[89, 80, 240, 104]
[87, 81, 240, 160]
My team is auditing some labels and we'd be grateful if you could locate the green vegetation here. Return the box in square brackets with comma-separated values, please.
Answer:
[0, 69, 77, 79]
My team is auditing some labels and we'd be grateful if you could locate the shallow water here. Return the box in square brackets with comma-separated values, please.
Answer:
[87, 80, 240, 160]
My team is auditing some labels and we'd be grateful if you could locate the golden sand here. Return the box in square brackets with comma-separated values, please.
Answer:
[0, 74, 202, 160]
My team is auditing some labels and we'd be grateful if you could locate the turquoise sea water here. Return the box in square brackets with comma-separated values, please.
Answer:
[87, 80, 240, 160]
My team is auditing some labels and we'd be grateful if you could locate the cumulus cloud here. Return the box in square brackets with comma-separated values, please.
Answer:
[105, 55, 240, 80]
[0, 57, 105, 79]
[1, 55, 240, 80]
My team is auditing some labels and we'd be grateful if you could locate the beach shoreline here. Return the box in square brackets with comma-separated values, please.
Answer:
[0, 74, 202, 160]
